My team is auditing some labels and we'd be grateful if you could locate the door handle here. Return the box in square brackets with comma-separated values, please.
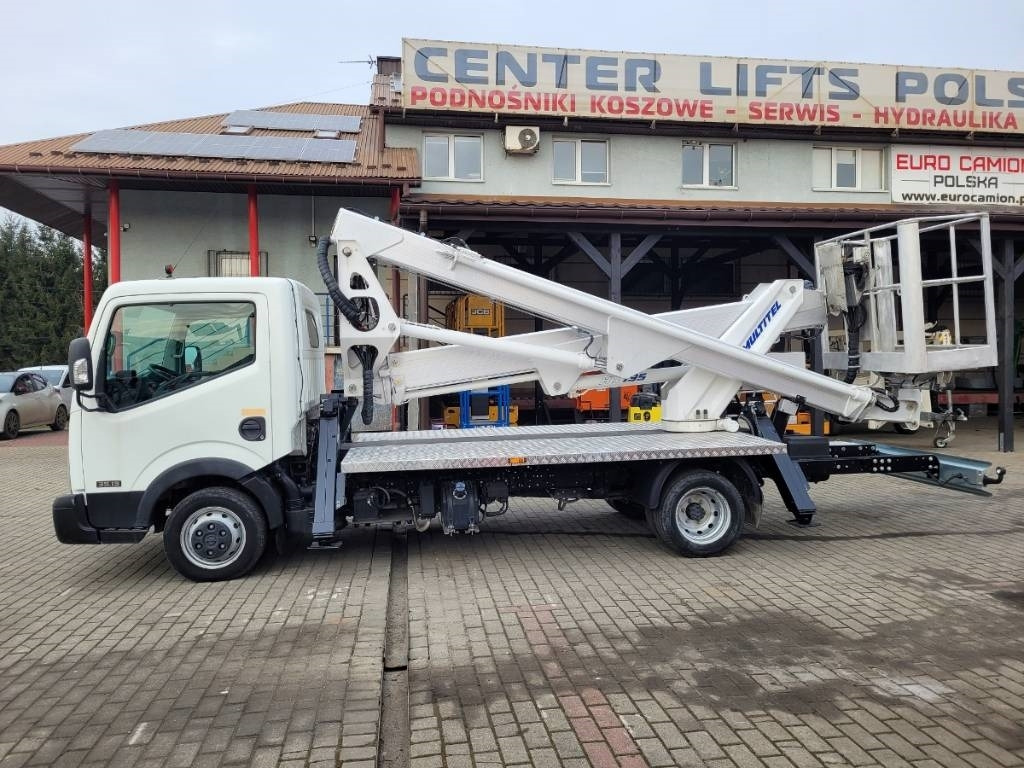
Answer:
[238, 417, 266, 441]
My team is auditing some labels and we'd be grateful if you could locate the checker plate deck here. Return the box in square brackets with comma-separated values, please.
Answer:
[342, 422, 786, 474]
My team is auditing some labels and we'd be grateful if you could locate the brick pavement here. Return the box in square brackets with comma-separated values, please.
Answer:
[0, 420, 1023, 767]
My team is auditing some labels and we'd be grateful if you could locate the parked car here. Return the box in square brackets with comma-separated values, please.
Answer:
[19, 364, 72, 408]
[0, 371, 68, 439]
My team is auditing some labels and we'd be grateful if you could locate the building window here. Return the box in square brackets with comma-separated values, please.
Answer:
[423, 134, 483, 181]
[681, 142, 735, 187]
[813, 147, 885, 191]
[553, 139, 608, 184]
[208, 250, 267, 276]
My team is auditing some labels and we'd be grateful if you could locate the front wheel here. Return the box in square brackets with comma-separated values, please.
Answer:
[51, 405, 68, 431]
[2, 411, 19, 440]
[163, 487, 267, 581]
[653, 470, 743, 557]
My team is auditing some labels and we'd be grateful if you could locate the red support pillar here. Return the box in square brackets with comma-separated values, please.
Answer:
[248, 185, 260, 276]
[83, 213, 93, 331]
[108, 181, 121, 284]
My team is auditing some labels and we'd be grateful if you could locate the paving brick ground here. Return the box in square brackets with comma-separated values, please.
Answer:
[1, 419, 1023, 767]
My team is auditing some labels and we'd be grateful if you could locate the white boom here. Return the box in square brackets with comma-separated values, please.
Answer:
[328, 210, 997, 433]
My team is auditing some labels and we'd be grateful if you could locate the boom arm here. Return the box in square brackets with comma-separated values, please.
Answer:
[326, 210, 996, 432]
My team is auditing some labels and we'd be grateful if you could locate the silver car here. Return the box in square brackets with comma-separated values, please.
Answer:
[0, 371, 68, 439]
[19, 364, 72, 408]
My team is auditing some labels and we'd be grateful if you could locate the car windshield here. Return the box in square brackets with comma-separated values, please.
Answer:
[37, 369, 64, 385]
[0, 373, 18, 392]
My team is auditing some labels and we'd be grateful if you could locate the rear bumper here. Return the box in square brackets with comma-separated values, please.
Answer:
[52, 494, 147, 544]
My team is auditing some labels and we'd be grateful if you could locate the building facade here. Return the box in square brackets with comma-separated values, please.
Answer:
[0, 40, 1021, 443]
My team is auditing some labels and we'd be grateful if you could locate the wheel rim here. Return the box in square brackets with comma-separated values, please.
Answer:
[55, 408, 67, 428]
[674, 487, 731, 544]
[5, 412, 17, 434]
[180, 506, 246, 570]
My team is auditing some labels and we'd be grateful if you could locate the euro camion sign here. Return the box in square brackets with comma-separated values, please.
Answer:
[402, 39, 1024, 134]
[891, 146, 1024, 207]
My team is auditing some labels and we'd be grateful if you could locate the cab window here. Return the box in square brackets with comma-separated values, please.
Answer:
[102, 301, 255, 410]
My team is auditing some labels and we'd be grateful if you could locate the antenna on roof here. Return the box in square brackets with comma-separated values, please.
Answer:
[339, 56, 376, 68]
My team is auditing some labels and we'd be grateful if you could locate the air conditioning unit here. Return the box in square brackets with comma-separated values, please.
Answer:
[504, 126, 540, 154]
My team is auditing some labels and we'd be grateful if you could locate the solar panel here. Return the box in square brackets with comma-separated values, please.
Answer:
[71, 130, 357, 164]
[222, 110, 361, 133]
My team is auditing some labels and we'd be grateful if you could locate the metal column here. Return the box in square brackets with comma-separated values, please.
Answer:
[995, 239, 1022, 452]
[247, 185, 260, 277]
[107, 181, 120, 284]
[82, 213, 93, 332]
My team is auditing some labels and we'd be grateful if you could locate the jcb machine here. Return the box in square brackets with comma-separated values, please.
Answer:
[441, 294, 518, 427]
[54, 211, 1005, 581]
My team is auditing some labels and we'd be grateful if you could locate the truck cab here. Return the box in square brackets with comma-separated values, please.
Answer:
[54, 278, 324, 578]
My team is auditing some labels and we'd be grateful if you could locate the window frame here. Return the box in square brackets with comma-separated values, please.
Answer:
[680, 141, 737, 189]
[99, 300, 257, 412]
[812, 146, 886, 192]
[421, 133, 484, 182]
[552, 138, 610, 186]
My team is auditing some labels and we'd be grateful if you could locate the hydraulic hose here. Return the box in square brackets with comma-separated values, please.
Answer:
[356, 346, 378, 425]
[843, 318, 861, 383]
[842, 262, 866, 384]
[317, 236, 364, 330]
[316, 235, 378, 424]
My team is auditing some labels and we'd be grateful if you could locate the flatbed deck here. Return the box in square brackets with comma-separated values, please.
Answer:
[342, 422, 786, 474]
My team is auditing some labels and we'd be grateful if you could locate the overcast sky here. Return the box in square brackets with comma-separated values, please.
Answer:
[3, 0, 1024, 146]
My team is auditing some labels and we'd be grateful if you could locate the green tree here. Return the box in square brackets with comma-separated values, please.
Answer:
[0, 216, 106, 370]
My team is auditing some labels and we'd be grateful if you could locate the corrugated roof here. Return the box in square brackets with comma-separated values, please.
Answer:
[0, 102, 418, 183]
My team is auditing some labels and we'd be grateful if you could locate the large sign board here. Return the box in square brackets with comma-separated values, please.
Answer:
[891, 146, 1024, 207]
[403, 39, 1024, 134]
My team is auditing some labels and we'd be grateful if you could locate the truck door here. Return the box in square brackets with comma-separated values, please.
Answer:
[81, 297, 275, 510]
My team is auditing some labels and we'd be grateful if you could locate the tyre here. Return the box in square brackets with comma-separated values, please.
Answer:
[652, 469, 744, 557]
[2, 411, 19, 440]
[893, 422, 919, 434]
[606, 498, 646, 520]
[51, 405, 68, 431]
[163, 486, 267, 581]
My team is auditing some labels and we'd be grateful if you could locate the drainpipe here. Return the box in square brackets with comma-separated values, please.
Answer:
[108, 181, 121, 284]
[248, 185, 260, 276]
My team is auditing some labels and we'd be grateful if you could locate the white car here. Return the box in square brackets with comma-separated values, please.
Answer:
[0, 371, 68, 439]
[19, 365, 72, 408]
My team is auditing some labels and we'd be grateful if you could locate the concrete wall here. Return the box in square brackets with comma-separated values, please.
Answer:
[117, 190, 388, 290]
[386, 125, 891, 205]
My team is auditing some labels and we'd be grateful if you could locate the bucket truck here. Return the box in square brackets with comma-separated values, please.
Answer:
[53, 210, 1005, 580]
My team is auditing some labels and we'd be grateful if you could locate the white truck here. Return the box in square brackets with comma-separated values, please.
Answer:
[54, 210, 1005, 580]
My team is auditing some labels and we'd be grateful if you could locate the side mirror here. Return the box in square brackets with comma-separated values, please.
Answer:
[68, 337, 94, 390]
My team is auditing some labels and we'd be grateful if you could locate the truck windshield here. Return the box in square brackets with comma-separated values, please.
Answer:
[102, 301, 256, 410]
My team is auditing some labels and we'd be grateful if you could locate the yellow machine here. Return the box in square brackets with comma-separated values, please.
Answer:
[627, 391, 662, 423]
[445, 294, 505, 337]
[443, 295, 518, 427]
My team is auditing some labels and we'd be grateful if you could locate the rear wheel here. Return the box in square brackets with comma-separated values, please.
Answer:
[653, 470, 743, 556]
[163, 486, 267, 581]
[606, 498, 646, 520]
[51, 406, 68, 431]
[2, 411, 19, 440]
